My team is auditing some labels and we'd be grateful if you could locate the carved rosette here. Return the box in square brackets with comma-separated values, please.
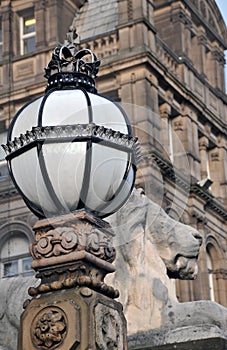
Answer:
[31, 307, 67, 349]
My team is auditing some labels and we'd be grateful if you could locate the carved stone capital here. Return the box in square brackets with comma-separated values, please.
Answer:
[210, 150, 220, 162]
[199, 136, 209, 150]
[159, 103, 171, 118]
[30, 211, 118, 298]
[173, 119, 183, 131]
[198, 34, 207, 46]
[31, 222, 115, 263]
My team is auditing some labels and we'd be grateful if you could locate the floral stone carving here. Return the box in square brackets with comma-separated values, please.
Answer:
[31, 221, 115, 263]
[95, 304, 124, 350]
[32, 307, 67, 349]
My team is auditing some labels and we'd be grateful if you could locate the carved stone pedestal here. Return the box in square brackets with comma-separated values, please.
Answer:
[18, 210, 127, 350]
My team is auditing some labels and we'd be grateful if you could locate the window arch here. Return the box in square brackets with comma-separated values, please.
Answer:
[0, 222, 34, 278]
[206, 240, 225, 305]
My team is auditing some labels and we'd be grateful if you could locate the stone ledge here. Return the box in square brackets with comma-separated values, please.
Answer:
[128, 325, 227, 350]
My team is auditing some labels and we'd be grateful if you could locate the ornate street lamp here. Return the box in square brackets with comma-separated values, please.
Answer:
[3, 29, 138, 350]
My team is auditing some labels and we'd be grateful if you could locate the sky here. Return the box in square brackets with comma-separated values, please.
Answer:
[216, 0, 227, 23]
[215, 0, 227, 90]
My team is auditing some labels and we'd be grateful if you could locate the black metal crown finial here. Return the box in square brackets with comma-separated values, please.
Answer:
[44, 26, 100, 93]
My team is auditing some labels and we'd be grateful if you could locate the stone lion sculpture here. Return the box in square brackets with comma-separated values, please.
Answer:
[106, 187, 202, 334]
[1, 188, 227, 350]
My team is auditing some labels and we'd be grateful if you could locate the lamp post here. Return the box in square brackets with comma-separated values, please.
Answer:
[3, 29, 138, 350]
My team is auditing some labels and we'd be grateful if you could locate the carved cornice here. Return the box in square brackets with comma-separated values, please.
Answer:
[209, 268, 227, 279]
[150, 150, 190, 192]
[0, 187, 18, 200]
[150, 150, 227, 221]
[191, 183, 227, 220]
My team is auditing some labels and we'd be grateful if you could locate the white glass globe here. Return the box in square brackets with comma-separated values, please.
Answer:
[5, 88, 137, 218]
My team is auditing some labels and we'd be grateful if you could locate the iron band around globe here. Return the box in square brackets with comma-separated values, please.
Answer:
[3, 124, 139, 159]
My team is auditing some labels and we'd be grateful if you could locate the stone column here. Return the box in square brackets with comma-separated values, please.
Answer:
[172, 116, 184, 150]
[1, 0, 14, 59]
[196, 28, 207, 76]
[199, 136, 209, 180]
[34, 1, 47, 50]
[159, 103, 171, 160]
[193, 219, 211, 301]
[210, 46, 223, 90]
[209, 148, 221, 198]
[18, 211, 127, 350]
[217, 137, 227, 206]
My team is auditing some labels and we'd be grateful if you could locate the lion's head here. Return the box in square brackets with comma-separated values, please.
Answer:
[146, 204, 202, 280]
[110, 188, 202, 280]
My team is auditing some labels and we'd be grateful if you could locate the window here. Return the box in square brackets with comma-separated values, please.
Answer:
[207, 252, 215, 301]
[3, 257, 32, 277]
[0, 232, 33, 278]
[0, 17, 2, 60]
[168, 118, 173, 162]
[20, 10, 36, 55]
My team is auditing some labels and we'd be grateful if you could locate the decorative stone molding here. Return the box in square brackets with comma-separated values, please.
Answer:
[31, 225, 116, 263]
[29, 211, 119, 299]
[188, 208, 206, 224]
[79, 33, 119, 60]
[29, 261, 119, 299]
[19, 285, 127, 350]
[127, 0, 133, 21]
[18, 210, 128, 349]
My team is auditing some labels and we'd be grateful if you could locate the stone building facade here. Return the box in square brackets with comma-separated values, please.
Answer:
[0, 0, 227, 311]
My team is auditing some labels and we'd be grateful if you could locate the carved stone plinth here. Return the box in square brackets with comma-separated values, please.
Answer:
[18, 210, 128, 350]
